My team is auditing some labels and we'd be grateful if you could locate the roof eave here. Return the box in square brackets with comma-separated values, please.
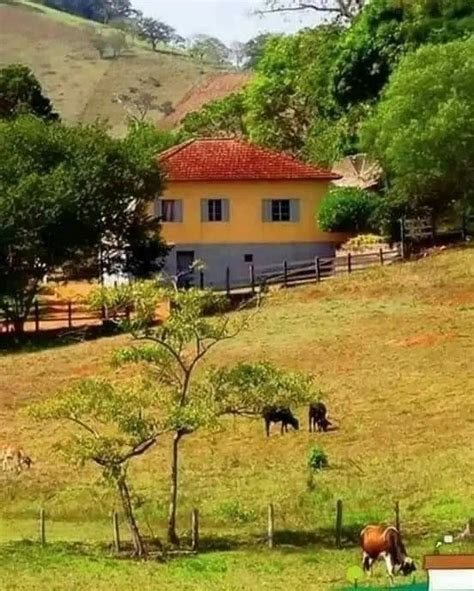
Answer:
[165, 175, 342, 182]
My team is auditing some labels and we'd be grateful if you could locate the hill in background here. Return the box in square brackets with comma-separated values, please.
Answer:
[0, 1, 247, 134]
[160, 71, 251, 129]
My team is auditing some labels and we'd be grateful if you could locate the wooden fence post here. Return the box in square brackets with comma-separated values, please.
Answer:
[34, 300, 40, 332]
[379, 248, 384, 266]
[249, 265, 255, 295]
[68, 301, 73, 328]
[400, 216, 406, 259]
[267, 503, 275, 549]
[395, 500, 400, 532]
[226, 267, 231, 296]
[39, 508, 46, 546]
[191, 508, 199, 552]
[335, 499, 343, 549]
[112, 510, 121, 553]
[315, 257, 321, 282]
[283, 261, 288, 287]
[347, 252, 352, 274]
[199, 271, 204, 290]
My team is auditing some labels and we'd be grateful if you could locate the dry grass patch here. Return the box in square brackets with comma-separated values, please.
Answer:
[0, 249, 473, 589]
[0, 2, 219, 134]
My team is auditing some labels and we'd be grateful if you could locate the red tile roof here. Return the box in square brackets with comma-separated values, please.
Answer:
[158, 138, 340, 182]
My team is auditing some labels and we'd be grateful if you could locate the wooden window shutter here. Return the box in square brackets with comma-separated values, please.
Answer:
[262, 199, 272, 222]
[290, 199, 300, 222]
[222, 199, 230, 222]
[201, 199, 209, 222]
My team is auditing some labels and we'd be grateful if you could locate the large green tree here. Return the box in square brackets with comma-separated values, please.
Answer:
[361, 37, 474, 218]
[244, 26, 342, 155]
[189, 35, 230, 65]
[0, 65, 58, 121]
[138, 17, 181, 51]
[242, 33, 277, 70]
[332, 0, 474, 107]
[0, 117, 167, 331]
[181, 93, 247, 138]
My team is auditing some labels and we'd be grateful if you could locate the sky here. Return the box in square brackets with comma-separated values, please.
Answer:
[133, 0, 322, 44]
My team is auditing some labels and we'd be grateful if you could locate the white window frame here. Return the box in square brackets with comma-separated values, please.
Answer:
[158, 198, 183, 223]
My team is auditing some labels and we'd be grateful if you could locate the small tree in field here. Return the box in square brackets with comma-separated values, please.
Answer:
[29, 379, 167, 556]
[92, 284, 315, 545]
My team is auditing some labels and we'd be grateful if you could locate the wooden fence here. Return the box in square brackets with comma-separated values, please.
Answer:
[28, 499, 404, 553]
[0, 300, 129, 334]
[216, 247, 401, 296]
[0, 247, 401, 334]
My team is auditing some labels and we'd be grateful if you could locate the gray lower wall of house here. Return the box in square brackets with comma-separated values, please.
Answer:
[163, 242, 336, 288]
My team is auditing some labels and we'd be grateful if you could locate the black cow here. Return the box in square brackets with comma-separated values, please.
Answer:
[262, 406, 299, 437]
[308, 401, 331, 432]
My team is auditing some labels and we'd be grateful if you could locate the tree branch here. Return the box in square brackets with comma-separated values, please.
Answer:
[135, 334, 188, 374]
[92, 432, 163, 467]
[68, 415, 100, 438]
[257, 0, 362, 20]
[120, 436, 158, 463]
[261, 4, 342, 13]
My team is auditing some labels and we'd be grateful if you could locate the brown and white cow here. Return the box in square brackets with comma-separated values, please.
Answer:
[2, 445, 32, 473]
[360, 524, 416, 584]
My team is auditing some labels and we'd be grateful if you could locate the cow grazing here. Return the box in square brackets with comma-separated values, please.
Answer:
[360, 525, 416, 584]
[262, 406, 299, 437]
[308, 401, 331, 432]
[2, 445, 32, 474]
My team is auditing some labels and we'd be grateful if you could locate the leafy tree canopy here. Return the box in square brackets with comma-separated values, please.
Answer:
[318, 186, 380, 232]
[0, 64, 58, 121]
[361, 37, 474, 216]
[332, 0, 474, 107]
[244, 26, 342, 154]
[242, 33, 278, 70]
[138, 17, 183, 51]
[189, 35, 231, 65]
[181, 93, 247, 138]
[0, 117, 167, 331]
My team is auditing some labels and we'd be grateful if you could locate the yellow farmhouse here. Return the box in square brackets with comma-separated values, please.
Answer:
[156, 138, 342, 287]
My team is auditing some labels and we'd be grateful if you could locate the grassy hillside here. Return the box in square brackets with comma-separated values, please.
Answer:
[0, 1, 226, 135]
[0, 248, 473, 589]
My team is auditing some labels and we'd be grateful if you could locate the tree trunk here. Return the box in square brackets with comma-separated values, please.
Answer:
[116, 473, 145, 557]
[167, 431, 182, 545]
[13, 318, 25, 334]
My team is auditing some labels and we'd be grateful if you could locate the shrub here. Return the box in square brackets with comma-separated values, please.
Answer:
[308, 445, 328, 471]
[341, 233, 386, 252]
[215, 500, 257, 524]
[318, 187, 380, 233]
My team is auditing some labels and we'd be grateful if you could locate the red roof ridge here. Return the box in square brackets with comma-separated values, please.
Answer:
[159, 139, 196, 162]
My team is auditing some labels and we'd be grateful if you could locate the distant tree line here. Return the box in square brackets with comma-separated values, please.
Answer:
[43, 0, 135, 24]
[39, 0, 275, 68]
